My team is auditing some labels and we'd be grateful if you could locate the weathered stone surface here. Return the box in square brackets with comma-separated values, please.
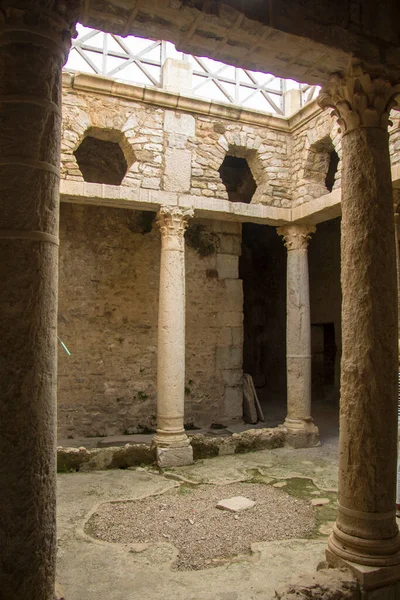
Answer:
[274, 568, 360, 599]
[233, 428, 286, 453]
[164, 148, 191, 191]
[190, 435, 220, 459]
[217, 254, 239, 279]
[156, 445, 194, 468]
[58, 209, 243, 438]
[0, 4, 78, 599]
[57, 444, 156, 472]
[164, 110, 195, 137]
[56, 426, 287, 471]
[311, 498, 330, 507]
[216, 496, 256, 512]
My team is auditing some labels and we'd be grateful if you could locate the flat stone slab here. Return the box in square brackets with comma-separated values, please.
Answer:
[97, 434, 154, 447]
[216, 496, 256, 512]
[311, 498, 330, 506]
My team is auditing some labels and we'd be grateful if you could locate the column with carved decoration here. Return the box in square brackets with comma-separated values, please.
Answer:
[277, 224, 319, 448]
[394, 194, 400, 337]
[154, 206, 194, 467]
[319, 64, 400, 587]
[0, 2, 78, 599]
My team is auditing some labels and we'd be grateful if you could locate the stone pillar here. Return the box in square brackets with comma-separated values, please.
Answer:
[162, 58, 192, 94]
[319, 64, 400, 590]
[283, 88, 302, 116]
[394, 196, 400, 337]
[277, 224, 319, 448]
[0, 2, 77, 599]
[154, 206, 194, 467]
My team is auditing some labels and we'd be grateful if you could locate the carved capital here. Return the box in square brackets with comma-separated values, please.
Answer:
[318, 63, 400, 134]
[277, 224, 316, 251]
[157, 206, 193, 239]
[0, 1, 79, 62]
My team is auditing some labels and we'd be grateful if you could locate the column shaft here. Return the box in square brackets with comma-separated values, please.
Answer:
[0, 4, 76, 599]
[278, 224, 319, 448]
[154, 206, 193, 467]
[319, 67, 400, 584]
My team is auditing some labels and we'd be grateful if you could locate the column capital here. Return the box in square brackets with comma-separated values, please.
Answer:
[318, 63, 400, 135]
[0, 1, 79, 62]
[157, 206, 193, 239]
[277, 224, 316, 251]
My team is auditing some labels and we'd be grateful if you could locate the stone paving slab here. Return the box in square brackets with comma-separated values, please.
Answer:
[216, 496, 256, 512]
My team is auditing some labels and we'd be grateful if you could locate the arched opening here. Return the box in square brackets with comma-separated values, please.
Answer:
[218, 155, 257, 203]
[325, 149, 339, 193]
[304, 136, 339, 195]
[74, 135, 129, 185]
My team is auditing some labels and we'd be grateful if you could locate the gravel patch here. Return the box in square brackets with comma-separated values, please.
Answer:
[85, 483, 315, 570]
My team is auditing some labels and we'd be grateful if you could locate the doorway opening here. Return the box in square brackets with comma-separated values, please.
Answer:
[239, 223, 287, 426]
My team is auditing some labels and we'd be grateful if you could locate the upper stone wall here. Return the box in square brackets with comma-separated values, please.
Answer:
[61, 75, 400, 213]
[61, 76, 292, 208]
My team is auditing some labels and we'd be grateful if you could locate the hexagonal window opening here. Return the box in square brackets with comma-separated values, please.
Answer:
[74, 134, 131, 185]
[218, 155, 257, 204]
[305, 136, 340, 194]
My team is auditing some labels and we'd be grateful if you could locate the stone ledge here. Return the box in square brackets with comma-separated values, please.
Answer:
[57, 426, 286, 472]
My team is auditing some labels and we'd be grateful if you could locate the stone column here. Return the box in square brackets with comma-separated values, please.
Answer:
[277, 224, 319, 448]
[154, 206, 194, 467]
[394, 196, 400, 336]
[0, 2, 77, 599]
[319, 64, 400, 589]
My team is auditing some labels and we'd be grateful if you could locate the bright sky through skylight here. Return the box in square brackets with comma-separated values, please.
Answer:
[65, 24, 319, 115]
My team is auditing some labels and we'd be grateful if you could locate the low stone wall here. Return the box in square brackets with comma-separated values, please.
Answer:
[57, 427, 285, 472]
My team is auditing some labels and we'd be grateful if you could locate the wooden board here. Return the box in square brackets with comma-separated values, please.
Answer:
[243, 373, 258, 424]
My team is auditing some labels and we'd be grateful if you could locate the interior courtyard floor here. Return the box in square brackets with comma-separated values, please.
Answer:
[56, 408, 360, 600]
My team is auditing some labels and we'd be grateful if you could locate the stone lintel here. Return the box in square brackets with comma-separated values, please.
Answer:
[326, 549, 400, 592]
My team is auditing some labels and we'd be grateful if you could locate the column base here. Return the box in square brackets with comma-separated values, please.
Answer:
[153, 432, 194, 467]
[326, 548, 400, 592]
[156, 445, 193, 467]
[281, 418, 320, 448]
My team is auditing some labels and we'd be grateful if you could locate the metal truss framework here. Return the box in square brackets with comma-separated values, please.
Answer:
[67, 27, 319, 115]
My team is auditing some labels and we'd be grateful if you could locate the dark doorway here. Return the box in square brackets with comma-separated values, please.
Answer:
[240, 223, 287, 425]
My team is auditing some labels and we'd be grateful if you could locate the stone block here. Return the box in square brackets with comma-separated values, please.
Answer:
[224, 386, 243, 420]
[224, 279, 243, 311]
[219, 234, 242, 255]
[216, 346, 242, 369]
[218, 327, 233, 346]
[285, 424, 320, 449]
[218, 311, 243, 327]
[311, 498, 330, 506]
[142, 177, 161, 189]
[156, 445, 193, 468]
[164, 110, 195, 137]
[216, 496, 256, 512]
[164, 148, 191, 192]
[221, 369, 243, 386]
[162, 59, 192, 94]
[217, 254, 239, 279]
[232, 327, 244, 346]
